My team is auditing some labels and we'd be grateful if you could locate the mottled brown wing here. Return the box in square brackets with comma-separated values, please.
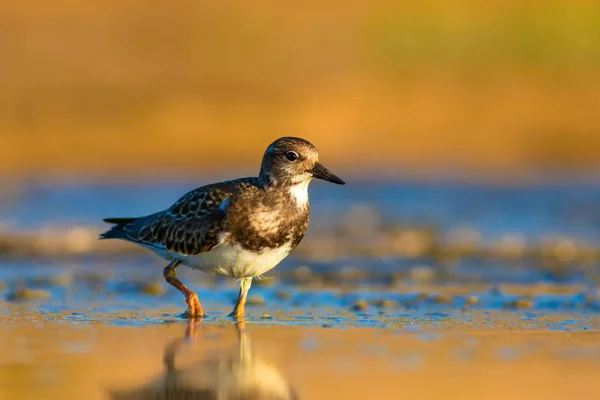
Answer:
[108, 178, 257, 255]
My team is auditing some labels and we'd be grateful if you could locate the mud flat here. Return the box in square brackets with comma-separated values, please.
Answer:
[1, 312, 600, 400]
[3, 181, 600, 398]
[1, 262, 600, 400]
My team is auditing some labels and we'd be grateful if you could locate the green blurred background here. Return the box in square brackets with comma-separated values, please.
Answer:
[2, 0, 600, 181]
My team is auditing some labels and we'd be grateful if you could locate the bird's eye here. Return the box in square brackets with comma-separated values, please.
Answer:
[285, 151, 298, 162]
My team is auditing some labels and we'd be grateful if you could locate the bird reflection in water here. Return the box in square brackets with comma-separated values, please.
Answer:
[110, 320, 298, 400]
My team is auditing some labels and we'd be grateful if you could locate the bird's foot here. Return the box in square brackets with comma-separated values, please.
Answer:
[182, 292, 205, 319]
[228, 308, 245, 321]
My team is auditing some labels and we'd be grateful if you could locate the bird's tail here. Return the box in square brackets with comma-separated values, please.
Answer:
[99, 217, 136, 239]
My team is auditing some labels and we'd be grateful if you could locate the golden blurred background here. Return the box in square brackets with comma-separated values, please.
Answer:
[2, 0, 600, 180]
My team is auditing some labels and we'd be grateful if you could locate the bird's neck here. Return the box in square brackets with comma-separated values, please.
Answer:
[258, 173, 311, 209]
[258, 171, 294, 189]
[287, 179, 310, 208]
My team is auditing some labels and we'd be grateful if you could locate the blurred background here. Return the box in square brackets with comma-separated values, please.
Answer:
[4, 2, 600, 399]
[2, 0, 600, 180]
[2, 0, 600, 290]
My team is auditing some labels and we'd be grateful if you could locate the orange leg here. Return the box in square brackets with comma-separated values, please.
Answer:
[163, 260, 204, 318]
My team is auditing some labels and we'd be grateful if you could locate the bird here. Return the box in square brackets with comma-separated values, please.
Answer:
[99, 137, 345, 319]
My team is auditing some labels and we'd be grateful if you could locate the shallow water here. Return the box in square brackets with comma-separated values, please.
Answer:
[2, 180, 600, 398]
[1, 259, 600, 325]
[3, 310, 600, 399]
[4, 180, 600, 242]
[2, 261, 600, 399]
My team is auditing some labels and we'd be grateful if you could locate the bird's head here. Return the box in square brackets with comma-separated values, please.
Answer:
[259, 137, 345, 187]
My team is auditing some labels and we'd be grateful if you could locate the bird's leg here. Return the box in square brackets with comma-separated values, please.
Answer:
[163, 260, 204, 318]
[229, 277, 252, 320]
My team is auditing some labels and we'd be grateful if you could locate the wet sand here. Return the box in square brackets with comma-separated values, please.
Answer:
[2, 308, 600, 400]
[2, 260, 600, 399]
[3, 180, 600, 399]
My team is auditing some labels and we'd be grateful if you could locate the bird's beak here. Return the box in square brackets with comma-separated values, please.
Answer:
[309, 162, 346, 185]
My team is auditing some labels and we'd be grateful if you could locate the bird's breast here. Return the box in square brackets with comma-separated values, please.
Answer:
[225, 195, 310, 253]
[182, 240, 292, 278]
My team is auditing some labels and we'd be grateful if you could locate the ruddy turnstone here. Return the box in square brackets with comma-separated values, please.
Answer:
[100, 137, 345, 319]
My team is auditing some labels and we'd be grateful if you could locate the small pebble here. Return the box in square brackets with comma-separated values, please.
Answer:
[490, 285, 503, 296]
[7, 288, 51, 301]
[371, 299, 399, 308]
[291, 266, 312, 281]
[505, 298, 534, 309]
[246, 294, 266, 306]
[415, 293, 428, 302]
[339, 266, 366, 281]
[140, 281, 165, 296]
[275, 290, 291, 300]
[410, 265, 437, 284]
[352, 299, 369, 312]
[431, 294, 454, 304]
[462, 295, 480, 311]
[28, 273, 73, 287]
[80, 272, 112, 290]
[260, 314, 273, 319]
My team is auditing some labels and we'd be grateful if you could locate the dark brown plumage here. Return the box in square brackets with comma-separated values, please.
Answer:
[100, 137, 345, 318]
[101, 178, 255, 254]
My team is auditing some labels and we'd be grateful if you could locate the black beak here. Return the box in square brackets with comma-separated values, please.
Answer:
[309, 162, 346, 185]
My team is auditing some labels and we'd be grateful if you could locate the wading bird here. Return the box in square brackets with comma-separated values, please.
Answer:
[100, 137, 345, 319]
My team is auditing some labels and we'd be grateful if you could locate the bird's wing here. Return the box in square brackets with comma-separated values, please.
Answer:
[101, 178, 257, 255]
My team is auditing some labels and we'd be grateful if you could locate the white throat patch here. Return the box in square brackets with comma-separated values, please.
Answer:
[289, 180, 310, 207]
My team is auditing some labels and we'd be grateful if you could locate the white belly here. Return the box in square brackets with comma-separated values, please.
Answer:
[178, 241, 292, 278]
